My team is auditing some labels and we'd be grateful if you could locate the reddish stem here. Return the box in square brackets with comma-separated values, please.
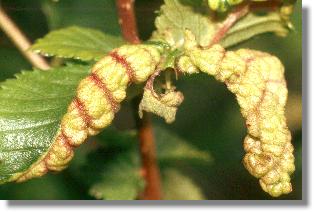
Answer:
[137, 113, 162, 200]
[210, 0, 283, 46]
[115, 0, 162, 200]
[116, 0, 141, 44]
[250, 0, 282, 11]
[209, 5, 249, 46]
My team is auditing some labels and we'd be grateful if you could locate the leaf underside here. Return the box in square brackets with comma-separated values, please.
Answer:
[220, 12, 288, 48]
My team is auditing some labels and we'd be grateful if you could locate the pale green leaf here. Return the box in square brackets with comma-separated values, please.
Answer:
[153, 0, 217, 48]
[88, 150, 144, 200]
[97, 126, 212, 164]
[153, 0, 289, 49]
[31, 26, 125, 61]
[162, 168, 205, 200]
[154, 125, 212, 163]
[75, 129, 144, 200]
[220, 12, 289, 48]
[81, 125, 212, 200]
[0, 64, 91, 184]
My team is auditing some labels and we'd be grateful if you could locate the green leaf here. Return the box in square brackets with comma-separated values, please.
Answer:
[97, 125, 212, 164]
[31, 26, 125, 61]
[73, 129, 144, 200]
[83, 148, 144, 200]
[161, 168, 205, 200]
[77, 145, 143, 200]
[79, 125, 212, 200]
[153, 0, 217, 48]
[153, 0, 289, 49]
[154, 125, 212, 163]
[96, 128, 138, 150]
[0, 64, 91, 184]
[220, 12, 289, 48]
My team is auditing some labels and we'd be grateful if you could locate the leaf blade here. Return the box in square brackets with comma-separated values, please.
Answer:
[88, 150, 144, 200]
[153, 0, 289, 49]
[161, 168, 205, 200]
[31, 26, 125, 61]
[0, 64, 91, 184]
[154, 125, 212, 163]
[221, 12, 289, 48]
[153, 0, 217, 48]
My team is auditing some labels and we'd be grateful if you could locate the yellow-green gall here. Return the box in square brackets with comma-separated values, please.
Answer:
[15, 44, 162, 182]
[179, 31, 295, 197]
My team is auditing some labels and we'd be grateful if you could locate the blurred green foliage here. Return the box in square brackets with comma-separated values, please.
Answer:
[0, 0, 301, 200]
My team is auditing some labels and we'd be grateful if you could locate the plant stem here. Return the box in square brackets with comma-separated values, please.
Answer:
[0, 5, 50, 70]
[209, 0, 283, 46]
[115, 0, 162, 200]
[209, 5, 249, 46]
[116, 0, 141, 44]
[136, 110, 162, 200]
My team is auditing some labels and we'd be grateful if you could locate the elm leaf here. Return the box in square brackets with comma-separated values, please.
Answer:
[31, 26, 125, 61]
[0, 64, 91, 184]
[153, 0, 289, 48]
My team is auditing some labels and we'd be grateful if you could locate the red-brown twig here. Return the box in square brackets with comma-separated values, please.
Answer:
[209, 0, 283, 46]
[136, 113, 162, 200]
[0, 5, 50, 70]
[116, 0, 141, 44]
[250, 0, 282, 11]
[115, 0, 162, 200]
[209, 5, 249, 46]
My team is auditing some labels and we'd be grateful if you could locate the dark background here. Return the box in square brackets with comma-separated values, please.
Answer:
[0, 0, 302, 200]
